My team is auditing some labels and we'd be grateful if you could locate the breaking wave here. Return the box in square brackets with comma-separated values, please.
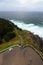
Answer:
[10, 20, 43, 38]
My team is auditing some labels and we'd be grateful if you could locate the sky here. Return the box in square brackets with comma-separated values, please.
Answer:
[0, 0, 43, 11]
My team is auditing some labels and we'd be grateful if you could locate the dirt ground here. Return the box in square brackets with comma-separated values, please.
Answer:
[0, 46, 43, 65]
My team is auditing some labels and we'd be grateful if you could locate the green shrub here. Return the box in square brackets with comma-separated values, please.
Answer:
[0, 38, 2, 44]
[4, 32, 16, 42]
[0, 18, 14, 38]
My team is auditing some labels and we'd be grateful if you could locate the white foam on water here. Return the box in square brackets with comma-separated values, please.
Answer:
[10, 20, 43, 38]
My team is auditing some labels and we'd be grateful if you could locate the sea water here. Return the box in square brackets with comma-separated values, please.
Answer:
[0, 11, 43, 38]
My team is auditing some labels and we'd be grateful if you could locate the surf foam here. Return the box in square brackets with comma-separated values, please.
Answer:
[10, 20, 43, 38]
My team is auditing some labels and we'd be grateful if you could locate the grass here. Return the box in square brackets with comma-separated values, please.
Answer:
[17, 29, 43, 60]
[0, 29, 21, 51]
[0, 28, 43, 60]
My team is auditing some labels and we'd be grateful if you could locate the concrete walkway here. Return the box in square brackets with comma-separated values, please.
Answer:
[0, 46, 43, 65]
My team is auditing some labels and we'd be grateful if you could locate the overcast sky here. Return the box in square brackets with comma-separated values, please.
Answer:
[0, 0, 43, 11]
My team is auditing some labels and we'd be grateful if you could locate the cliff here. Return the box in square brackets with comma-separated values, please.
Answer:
[0, 18, 43, 59]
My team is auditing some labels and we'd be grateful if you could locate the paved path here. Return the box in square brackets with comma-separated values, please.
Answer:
[0, 46, 43, 65]
[15, 29, 25, 47]
[0, 30, 43, 65]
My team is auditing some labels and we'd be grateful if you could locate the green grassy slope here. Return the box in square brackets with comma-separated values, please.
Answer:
[0, 18, 43, 59]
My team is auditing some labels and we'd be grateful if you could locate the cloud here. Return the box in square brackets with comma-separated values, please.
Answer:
[0, 0, 43, 11]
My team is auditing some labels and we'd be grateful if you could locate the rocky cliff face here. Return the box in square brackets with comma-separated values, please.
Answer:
[19, 30, 43, 52]
[28, 32, 43, 52]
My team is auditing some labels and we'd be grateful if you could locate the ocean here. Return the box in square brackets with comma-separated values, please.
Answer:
[0, 11, 43, 38]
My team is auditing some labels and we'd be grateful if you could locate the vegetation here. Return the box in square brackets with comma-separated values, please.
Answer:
[0, 18, 16, 43]
[3, 32, 16, 42]
[0, 18, 21, 51]
[0, 18, 43, 59]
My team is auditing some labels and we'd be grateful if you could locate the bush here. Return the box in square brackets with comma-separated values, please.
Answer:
[0, 38, 2, 44]
[4, 32, 16, 42]
[0, 18, 14, 38]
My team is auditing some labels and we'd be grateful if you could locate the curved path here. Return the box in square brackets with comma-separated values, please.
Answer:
[0, 30, 43, 65]
[0, 46, 43, 65]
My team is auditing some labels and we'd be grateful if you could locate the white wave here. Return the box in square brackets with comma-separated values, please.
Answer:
[10, 20, 43, 38]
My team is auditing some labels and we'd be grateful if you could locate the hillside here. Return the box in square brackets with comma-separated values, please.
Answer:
[0, 18, 43, 60]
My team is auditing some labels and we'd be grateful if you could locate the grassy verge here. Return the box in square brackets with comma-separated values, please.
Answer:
[0, 30, 20, 51]
[0, 29, 43, 60]
[19, 30, 43, 60]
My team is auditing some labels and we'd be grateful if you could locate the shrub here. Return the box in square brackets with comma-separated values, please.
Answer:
[4, 32, 16, 42]
[0, 38, 2, 44]
[0, 18, 14, 38]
